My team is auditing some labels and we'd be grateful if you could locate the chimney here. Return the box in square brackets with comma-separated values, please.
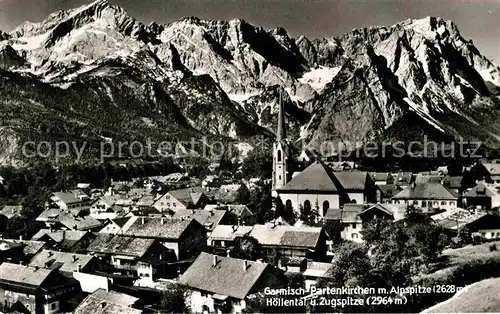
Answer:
[238, 218, 241, 226]
[226, 249, 231, 257]
[76, 264, 81, 272]
[48, 251, 53, 258]
[243, 260, 249, 271]
[19, 235, 22, 241]
[72, 254, 77, 262]
[213, 255, 218, 267]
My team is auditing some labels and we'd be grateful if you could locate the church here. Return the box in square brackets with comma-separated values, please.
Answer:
[271, 94, 378, 218]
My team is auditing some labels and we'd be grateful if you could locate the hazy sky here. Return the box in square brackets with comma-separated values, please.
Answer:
[1, 0, 499, 64]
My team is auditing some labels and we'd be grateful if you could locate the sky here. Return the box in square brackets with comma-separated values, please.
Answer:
[1, 0, 499, 64]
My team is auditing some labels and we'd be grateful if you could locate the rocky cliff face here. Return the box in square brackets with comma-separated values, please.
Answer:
[0, 0, 500, 164]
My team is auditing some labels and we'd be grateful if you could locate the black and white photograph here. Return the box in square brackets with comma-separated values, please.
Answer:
[0, 0, 499, 313]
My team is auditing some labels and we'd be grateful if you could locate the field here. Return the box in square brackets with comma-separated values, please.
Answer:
[424, 277, 500, 313]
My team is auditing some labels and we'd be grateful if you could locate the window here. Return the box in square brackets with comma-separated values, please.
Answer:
[166, 202, 170, 207]
[51, 303, 57, 310]
[351, 233, 358, 239]
[352, 223, 356, 229]
[422, 201, 426, 207]
[173, 203, 176, 207]
[277, 150, 282, 162]
[441, 201, 446, 205]
[279, 175, 282, 180]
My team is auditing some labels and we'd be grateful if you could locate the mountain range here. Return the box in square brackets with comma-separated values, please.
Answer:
[1, 0, 500, 165]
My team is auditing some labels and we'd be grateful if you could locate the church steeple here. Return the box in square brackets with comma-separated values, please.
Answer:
[276, 88, 286, 142]
[272, 88, 290, 192]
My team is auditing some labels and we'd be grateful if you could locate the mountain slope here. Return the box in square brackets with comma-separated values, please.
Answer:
[0, 0, 500, 165]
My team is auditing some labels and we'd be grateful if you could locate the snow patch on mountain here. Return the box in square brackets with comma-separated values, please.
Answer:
[298, 66, 341, 91]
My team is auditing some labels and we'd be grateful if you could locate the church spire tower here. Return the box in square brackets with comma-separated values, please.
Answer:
[272, 89, 290, 193]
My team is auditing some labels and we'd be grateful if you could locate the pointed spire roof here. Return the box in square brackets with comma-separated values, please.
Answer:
[276, 89, 286, 142]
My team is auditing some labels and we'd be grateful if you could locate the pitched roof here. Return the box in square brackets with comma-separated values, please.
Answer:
[74, 289, 142, 314]
[333, 171, 369, 190]
[52, 190, 89, 204]
[123, 216, 200, 240]
[29, 250, 94, 273]
[87, 234, 155, 257]
[31, 230, 90, 250]
[482, 163, 500, 175]
[249, 225, 322, 248]
[172, 209, 226, 231]
[278, 161, 341, 192]
[2, 239, 46, 256]
[324, 204, 365, 222]
[179, 252, 268, 299]
[378, 184, 402, 197]
[0, 263, 54, 290]
[360, 203, 395, 217]
[60, 216, 102, 231]
[167, 187, 209, 206]
[392, 183, 459, 200]
[0, 205, 23, 218]
[36, 207, 85, 222]
[464, 182, 499, 197]
[442, 176, 463, 189]
[209, 225, 254, 241]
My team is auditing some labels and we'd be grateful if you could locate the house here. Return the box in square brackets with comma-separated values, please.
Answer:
[87, 234, 176, 280]
[464, 182, 500, 210]
[302, 261, 334, 290]
[89, 195, 125, 220]
[369, 172, 394, 186]
[0, 239, 46, 263]
[442, 176, 464, 194]
[202, 175, 221, 188]
[208, 225, 254, 249]
[58, 215, 103, 231]
[98, 217, 133, 234]
[215, 184, 250, 204]
[0, 263, 80, 314]
[324, 204, 365, 243]
[378, 184, 403, 203]
[73, 288, 142, 314]
[435, 212, 500, 240]
[29, 250, 105, 275]
[179, 252, 280, 313]
[172, 209, 229, 236]
[0, 205, 23, 219]
[45, 190, 92, 211]
[478, 163, 500, 184]
[36, 207, 88, 227]
[333, 171, 378, 204]
[122, 216, 206, 260]
[205, 204, 255, 225]
[249, 224, 327, 261]
[31, 230, 96, 253]
[391, 183, 460, 211]
[359, 203, 406, 221]
[152, 187, 212, 213]
[392, 172, 413, 187]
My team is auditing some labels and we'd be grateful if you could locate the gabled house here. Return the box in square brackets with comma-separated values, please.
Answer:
[477, 163, 500, 184]
[464, 181, 500, 210]
[208, 225, 254, 249]
[249, 224, 327, 261]
[179, 253, 280, 313]
[45, 190, 92, 211]
[205, 204, 256, 225]
[89, 195, 125, 220]
[122, 216, 206, 260]
[324, 204, 365, 243]
[0, 205, 23, 219]
[74, 289, 142, 314]
[0, 263, 80, 314]
[0, 239, 46, 264]
[391, 183, 460, 211]
[152, 187, 212, 213]
[31, 230, 96, 253]
[98, 217, 133, 234]
[87, 234, 176, 280]
[58, 215, 103, 231]
[172, 209, 230, 236]
[29, 250, 105, 276]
